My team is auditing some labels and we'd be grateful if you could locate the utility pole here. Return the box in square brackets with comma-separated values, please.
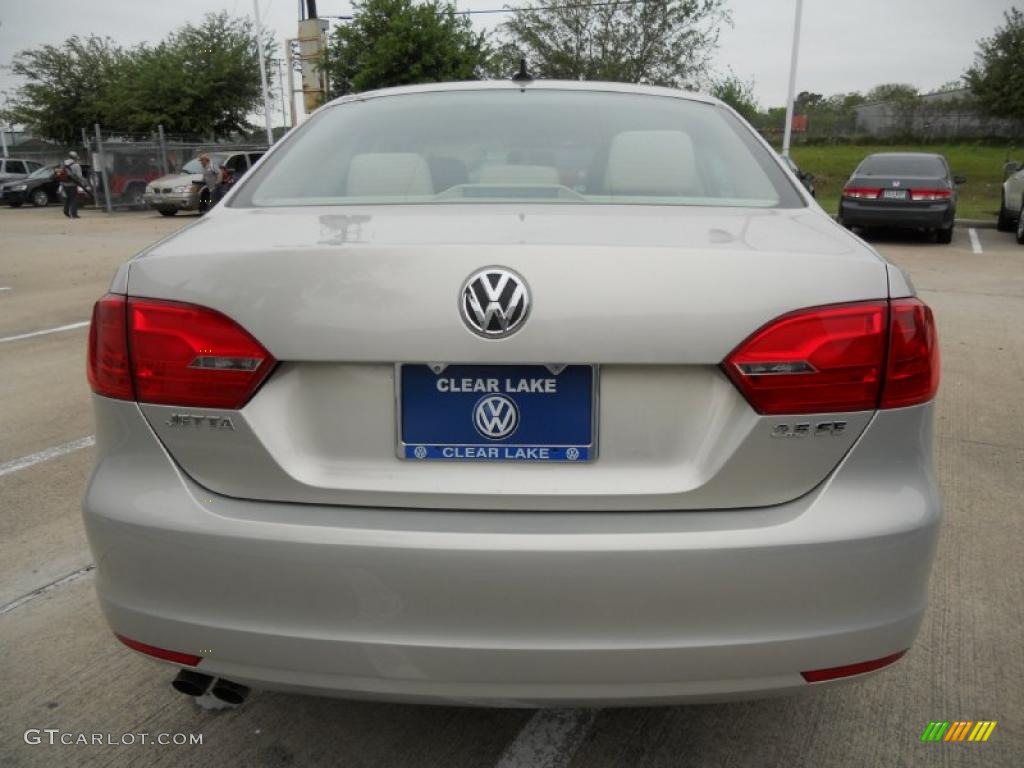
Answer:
[253, 0, 274, 145]
[276, 58, 289, 128]
[781, 0, 804, 157]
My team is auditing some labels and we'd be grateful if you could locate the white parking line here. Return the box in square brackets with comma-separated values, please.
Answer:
[0, 436, 96, 478]
[0, 565, 95, 616]
[0, 320, 89, 344]
[0, 286, 11, 292]
[968, 228, 983, 254]
[494, 709, 597, 768]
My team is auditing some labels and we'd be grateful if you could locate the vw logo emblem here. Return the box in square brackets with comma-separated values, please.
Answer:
[473, 395, 519, 439]
[459, 267, 530, 338]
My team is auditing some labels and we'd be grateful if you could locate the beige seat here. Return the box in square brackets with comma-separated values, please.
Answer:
[346, 153, 434, 197]
[605, 130, 703, 197]
[478, 165, 560, 186]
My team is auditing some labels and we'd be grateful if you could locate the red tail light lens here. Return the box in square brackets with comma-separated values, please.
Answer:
[842, 187, 881, 199]
[724, 299, 939, 414]
[909, 188, 952, 201]
[724, 302, 888, 414]
[127, 298, 275, 408]
[86, 295, 275, 409]
[881, 299, 939, 408]
[87, 295, 134, 400]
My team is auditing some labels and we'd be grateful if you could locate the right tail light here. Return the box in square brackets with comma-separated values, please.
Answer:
[723, 298, 938, 414]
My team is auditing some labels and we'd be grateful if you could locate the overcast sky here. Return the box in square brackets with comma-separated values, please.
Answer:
[0, 0, 1015, 127]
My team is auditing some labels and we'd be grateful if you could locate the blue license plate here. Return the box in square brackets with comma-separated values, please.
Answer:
[399, 364, 596, 462]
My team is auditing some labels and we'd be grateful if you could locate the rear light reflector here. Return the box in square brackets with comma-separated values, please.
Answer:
[723, 298, 939, 414]
[86, 295, 276, 409]
[910, 188, 952, 201]
[801, 650, 907, 682]
[116, 634, 202, 666]
[87, 295, 134, 400]
[842, 187, 881, 199]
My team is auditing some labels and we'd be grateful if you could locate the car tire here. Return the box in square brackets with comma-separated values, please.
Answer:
[837, 206, 852, 229]
[1017, 201, 1024, 245]
[935, 225, 954, 244]
[30, 188, 49, 207]
[997, 193, 1014, 231]
[158, 209, 178, 217]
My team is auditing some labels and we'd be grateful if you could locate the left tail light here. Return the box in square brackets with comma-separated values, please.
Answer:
[87, 294, 276, 409]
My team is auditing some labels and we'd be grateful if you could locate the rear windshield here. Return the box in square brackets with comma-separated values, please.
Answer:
[856, 155, 946, 176]
[234, 89, 804, 209]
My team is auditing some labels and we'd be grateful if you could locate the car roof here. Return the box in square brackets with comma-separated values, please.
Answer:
[863, 152, 945, 160]
[324, 79, 721, 109]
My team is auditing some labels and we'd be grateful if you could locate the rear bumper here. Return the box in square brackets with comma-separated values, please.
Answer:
[840, 199, 954, 229]
[83, 396, 941, 706]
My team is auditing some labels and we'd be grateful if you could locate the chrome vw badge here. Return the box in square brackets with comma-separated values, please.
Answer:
[459, 267, 530, 338]
[473, 395, 519, 439]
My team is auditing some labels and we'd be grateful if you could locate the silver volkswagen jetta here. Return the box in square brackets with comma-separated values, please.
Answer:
[83, 80, 941, 707]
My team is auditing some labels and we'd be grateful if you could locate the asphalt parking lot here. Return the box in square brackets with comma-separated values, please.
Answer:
[1, 206, 1021, 767]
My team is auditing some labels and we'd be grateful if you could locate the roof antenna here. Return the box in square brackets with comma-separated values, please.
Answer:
[511, 58, 533, 86]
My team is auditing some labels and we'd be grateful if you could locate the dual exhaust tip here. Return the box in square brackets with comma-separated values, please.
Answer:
[172, 669, 249, 705]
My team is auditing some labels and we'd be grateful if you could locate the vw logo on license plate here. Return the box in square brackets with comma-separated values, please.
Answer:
[473, 395, 519, 439]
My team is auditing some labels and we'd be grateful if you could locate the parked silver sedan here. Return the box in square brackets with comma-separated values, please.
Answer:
[84, 80, 941, 707]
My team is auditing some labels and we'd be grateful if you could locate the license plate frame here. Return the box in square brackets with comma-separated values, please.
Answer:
[882, 189, 908, 200]
[395, 363, 599, 462]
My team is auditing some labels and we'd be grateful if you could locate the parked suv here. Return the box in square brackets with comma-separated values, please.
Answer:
[0, 157, 45, 184]
[143, 151, 265, 215]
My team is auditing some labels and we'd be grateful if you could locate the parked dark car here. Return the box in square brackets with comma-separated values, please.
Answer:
[781, 154, 815, 197]
[838, 152, 964, 243]
[0, 164, 92, 208]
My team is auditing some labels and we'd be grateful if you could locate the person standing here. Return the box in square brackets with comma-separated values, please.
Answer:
[61, 151, 85, 219]
[198, 154, 222, 212]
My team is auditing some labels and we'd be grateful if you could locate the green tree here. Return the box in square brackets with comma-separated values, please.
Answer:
[710, 72, 758, 123]
[794, 91, 825, 110]
[866, 82, 919, 135]
[3, 13, 273, 141]
[4, 35, 125, 143]
[104, 12, 274, 136]
[965, 7, 1024, 120]
[496, 0, 729, 88]
[325, 0, 490, 96]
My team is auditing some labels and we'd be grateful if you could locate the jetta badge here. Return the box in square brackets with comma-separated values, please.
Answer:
[459, 267, 530, 338]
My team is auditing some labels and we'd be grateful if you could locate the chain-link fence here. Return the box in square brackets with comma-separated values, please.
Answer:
[80, 125, 269, 211]
[2, 125, 268, 212]
[59, 125, 266, 210]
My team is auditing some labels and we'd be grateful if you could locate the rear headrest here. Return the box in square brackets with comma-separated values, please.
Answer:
[479, 165, 560, 186]
[346, 153, 434, 197]
[605, 130, 701, 197]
